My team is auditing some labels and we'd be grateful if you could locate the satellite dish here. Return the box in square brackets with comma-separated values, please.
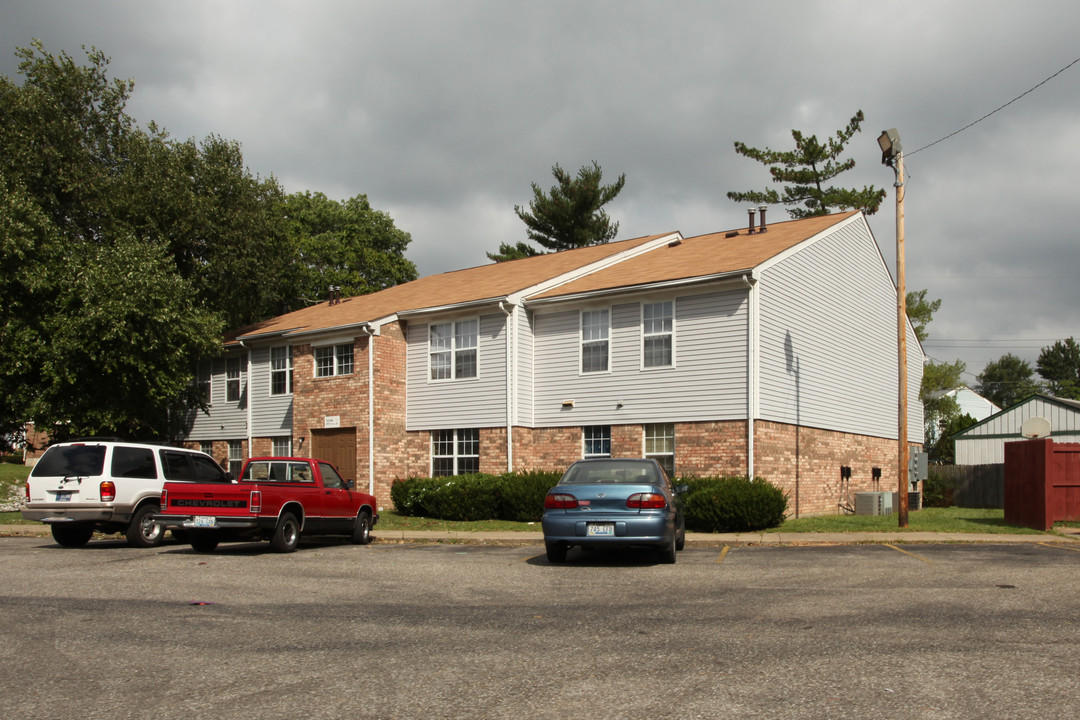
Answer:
[1021, 416, 1051, 439]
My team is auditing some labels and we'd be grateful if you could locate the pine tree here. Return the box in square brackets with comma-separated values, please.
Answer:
[728, 110, 886, 218]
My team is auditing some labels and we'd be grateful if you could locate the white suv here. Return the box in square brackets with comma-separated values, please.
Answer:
[22, 439, 230, 547]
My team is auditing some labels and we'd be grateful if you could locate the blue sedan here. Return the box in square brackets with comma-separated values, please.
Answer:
[541, 458, 688, 563]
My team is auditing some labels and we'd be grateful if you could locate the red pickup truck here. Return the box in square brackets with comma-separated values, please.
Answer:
[156, 456, 377, 553]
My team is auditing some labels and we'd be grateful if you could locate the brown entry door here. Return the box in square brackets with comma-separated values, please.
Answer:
[309, 428, 358, 485]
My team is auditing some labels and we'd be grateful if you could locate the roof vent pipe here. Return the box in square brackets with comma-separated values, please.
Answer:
[747, 207, 756, 234]
[758, 205, 768, 233]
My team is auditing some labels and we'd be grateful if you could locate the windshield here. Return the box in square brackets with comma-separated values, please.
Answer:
[559, 460, 660, 485]
[30, 445, 107, 478]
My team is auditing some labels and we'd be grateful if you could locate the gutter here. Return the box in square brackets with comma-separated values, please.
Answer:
[239, 339, 253, 463]
[499, 301, 515, 471]
[359, 325, 378, 496]
[742, 273, 758, 480]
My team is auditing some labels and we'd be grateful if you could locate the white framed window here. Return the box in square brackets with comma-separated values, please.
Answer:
[432, 429, 480, 476]
[583, 426, 611, 458]
[429, 319, 478, 381]
[272, 437, 292, 456]
[645, 423, 675, 479]
[226, 357, 242, 402]
[199, 441, 213, 457]
[642, 301, 674, 368]
[228, 440, 244, 476]
[196, 362, 212, 405]
[270, 346, 292, 396]
[581, 309, 610, 373]
[315, 343, 354, 378]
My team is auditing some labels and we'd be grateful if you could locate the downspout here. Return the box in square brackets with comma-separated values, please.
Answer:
[742, 274, 758, 479]
[359, 326, 376, 496]
[499, 302, 515, 472]
[239, 340, 253, 460]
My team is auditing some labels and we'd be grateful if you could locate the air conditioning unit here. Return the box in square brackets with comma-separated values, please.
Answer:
[854, 491, 894, 516]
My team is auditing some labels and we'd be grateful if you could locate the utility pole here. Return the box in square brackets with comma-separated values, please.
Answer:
[878, 129, 908, 528]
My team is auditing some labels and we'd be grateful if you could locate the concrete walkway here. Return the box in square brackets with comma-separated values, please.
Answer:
[4, 524, 1079, 546]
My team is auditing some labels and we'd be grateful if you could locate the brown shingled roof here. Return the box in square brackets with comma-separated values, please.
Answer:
[230, 231, 671, 342]
[528, 211, 859, 301]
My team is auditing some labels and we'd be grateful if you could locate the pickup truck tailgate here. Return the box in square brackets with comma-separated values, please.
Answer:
[162, 484, 252, 515]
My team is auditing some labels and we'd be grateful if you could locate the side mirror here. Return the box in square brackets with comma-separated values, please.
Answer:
[674, 484, 689, 495]
[345, 478, 355, 489]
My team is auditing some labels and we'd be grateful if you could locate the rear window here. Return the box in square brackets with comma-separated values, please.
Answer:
[31, 445, 107, 478]
[560, 461, 660, 485]
[242, 461, 313, 483]
[111, 446, 158, 479]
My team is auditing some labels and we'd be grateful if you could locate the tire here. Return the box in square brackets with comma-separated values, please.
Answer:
[675, 518, 686, 552]
[189, 532, 220, 553]
[658, 538, 677, 564]
[126, 504, 164, 548]
[51, 523, 94, 548]
[270, 512, 300, 553]
[545, 542, 568, 563]
[351, 510, 372, 545]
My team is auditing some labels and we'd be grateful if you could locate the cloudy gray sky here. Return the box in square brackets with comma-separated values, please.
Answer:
[3, 0, 1078, 383]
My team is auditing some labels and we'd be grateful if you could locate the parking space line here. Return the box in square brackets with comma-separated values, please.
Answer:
[1039, 541, 1080, 553]
[884, 544, 935, 563]
[715, 546, 730, 564]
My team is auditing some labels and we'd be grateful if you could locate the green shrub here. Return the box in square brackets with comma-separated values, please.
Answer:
[681, 476, 787, 532]
[922, 470, 954, 508]
[390, 476, 444, 517]
[498, 470, 561, 522]
[423, 474, 501, 521]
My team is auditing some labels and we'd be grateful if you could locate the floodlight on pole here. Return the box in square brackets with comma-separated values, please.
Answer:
[879, 127, 909, 529]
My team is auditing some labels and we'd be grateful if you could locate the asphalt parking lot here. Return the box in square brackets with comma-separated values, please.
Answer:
[4, 536, 1080, 720]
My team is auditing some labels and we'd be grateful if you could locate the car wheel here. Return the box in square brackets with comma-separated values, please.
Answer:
[545, 542, 568, 563]
[51, 523, 94, 548]
[659, 539, 677, 564]
[675, 519, 686, 552]
[270, 512, 300, 553]
[126, 504, 164, 548]
[351, 510, 372, 545]
[189, 532, 220, 553]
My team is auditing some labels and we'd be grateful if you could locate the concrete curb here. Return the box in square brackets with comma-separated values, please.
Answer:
[4, 524, 1079, 546]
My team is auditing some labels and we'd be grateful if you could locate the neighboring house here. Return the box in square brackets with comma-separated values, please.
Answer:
[953, 395, 1080, 465]
[180, 210, 924, 516]
[946, 385, 1000, 422]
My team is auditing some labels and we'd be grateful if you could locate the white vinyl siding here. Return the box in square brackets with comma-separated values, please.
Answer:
[532, 289, 748, 426]
[756, 218, 923, 442]
[407, 314, 508, 430]
[249, 345, 294, 437]
[183, 355, 249, 441]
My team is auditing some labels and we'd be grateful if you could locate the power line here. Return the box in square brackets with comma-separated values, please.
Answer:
[907, 55, 1080, 157]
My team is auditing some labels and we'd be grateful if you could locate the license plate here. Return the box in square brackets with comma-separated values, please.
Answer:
[192, 516, 216, 528]
[54, 492, 72, 502]
[587, 522, 614, 537]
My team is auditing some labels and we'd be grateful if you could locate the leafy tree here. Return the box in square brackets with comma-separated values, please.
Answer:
[921, 359, 966, 452]
[1037, 337, 1080, 399]
[929, 412, 977, 464]
[906, 289, 940, 344]
[283, 191, 417, 305]
[728, 110, 887, 219]
[486, 240, 540, 263]
[491, 161, 625, 261]
[976, 353, 1043, 408]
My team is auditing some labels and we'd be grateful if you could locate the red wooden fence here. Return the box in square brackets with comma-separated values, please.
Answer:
[1004, 438, 1080, 531]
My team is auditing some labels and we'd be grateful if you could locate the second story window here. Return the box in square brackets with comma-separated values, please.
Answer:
[226, 357, 242, 402]
[315, 343, 354, 378]
[429, 319, 478, 380]
[642, 301, 674, 368]
[197, 362, 212, 405]
[270, 346, 292, 396]
[581, 309, 610, 373]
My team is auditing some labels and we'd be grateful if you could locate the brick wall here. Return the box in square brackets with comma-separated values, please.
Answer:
[753, 419, 916, 517]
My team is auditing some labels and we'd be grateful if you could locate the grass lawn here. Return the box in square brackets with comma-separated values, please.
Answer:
[0, 461, 31, 524]
[772, 506, 1046, 535]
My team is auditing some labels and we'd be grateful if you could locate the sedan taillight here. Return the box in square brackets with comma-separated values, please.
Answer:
[100, 481, 116, 503]
[626, 492, 666, 509]
[544, 493, 579, 510]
